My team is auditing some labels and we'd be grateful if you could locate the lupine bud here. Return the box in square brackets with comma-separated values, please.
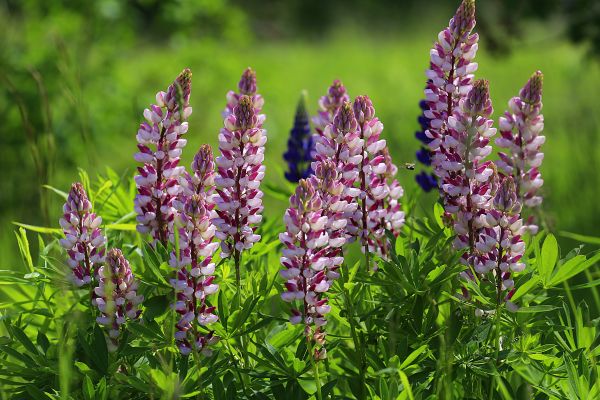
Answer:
[279, 179, 333, 357]
[465, 79, 492, 116]
[170, 168, 220, 355]
[134, 69, 192, 245]
[284, 94, 313, 183]
[214, 69, 267, 260]
[313, 79, 350, 136]
[239, 68, 257, 95]
[496, 71, 545, 234]
[424, 0, 479, 184]
[93, 248, 143, 352]
[59, 183, 106, 287]
[224, 67, 264, 118]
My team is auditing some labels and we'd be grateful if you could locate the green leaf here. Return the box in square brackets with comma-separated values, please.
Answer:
[42, 184, 68, 200]
[511, 275, 540, 302]
[13, 222, 62, 235]
[559, 231, 600, 245]
[540, 234, 558, 283]
[516, 305, 561, 314]
[92, 325, 108, 375]
[548, 252, 600, 287]
[83, 375, 95, 400]
[143, 295, 169, 320]
[11, 325, 39, 355]
[105, 223, 137, 231]
[399, 344, 428, 369]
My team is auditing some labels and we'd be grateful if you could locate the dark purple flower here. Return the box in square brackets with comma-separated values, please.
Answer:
[284, 94, 313, 183]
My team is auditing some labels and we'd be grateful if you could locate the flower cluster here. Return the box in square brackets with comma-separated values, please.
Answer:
[424, 0, 478, 180]
[284, 94, 313, 182]
[279, 179, 334, 360]
[496, 71, 545, 234]
[438, 80, 496, 270]
[415, 98, 438, 192]
[312, 79, 350, 137]
[134, 69, 192, 245]
[93, 248, 143, 351]
[59, 183, 106, 287]
[353, 96, 404, 260]
[214, 72, 267, 262]
[473, 175, 525, 311]
[170, 145, 220, 356]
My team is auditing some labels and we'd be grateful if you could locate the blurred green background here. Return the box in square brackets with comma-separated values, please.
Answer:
[2, 0, 600, 269]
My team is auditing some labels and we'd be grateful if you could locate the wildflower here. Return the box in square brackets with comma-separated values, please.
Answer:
[279, 179, 332, 359]
[496, 71, 545, 234]
[134, 68, 192, 245]
[223, 67, 264, 117]
[313, 79, 350, 136]
[284, 94, 313, 182]
[353, 96, 404, 262]
[415, 97, 438, 191]
[93, 248, 143, 351]
[439, 80, 496, 271]
[214, 73, 267, 280]
[424, 0, 479, 179]
[59, 183, 106, 287]
[170, 145, 220, 356]
[477, 176, 525, 310]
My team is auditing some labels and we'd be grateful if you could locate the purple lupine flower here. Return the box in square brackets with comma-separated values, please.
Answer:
[280, 179, 332, 360]
[312, 79, 350, 137]
[438, 80, 497, 270]
[170, 145, 220, 356]
[352, 96, 404, 262]
[476, 175, 525, 312]
[134, 68, 192, 245]
[415, 97, 438, 192]
[59, 183, 106, 287]
[214, 72, 266, 278]
[425, 0, 478, 181]
[93, 248, 143, 351]
[496, 71, 545, 234]
[284, 94, 313, 183]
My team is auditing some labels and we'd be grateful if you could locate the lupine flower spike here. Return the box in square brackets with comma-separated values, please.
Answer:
[353, 96, 404, 265]
[425, 0, 479, 182]
[284, 93, 313, 182]
[476, 175, 525, 313]
[496, 71, 545, 234]
[415, 97, 438, 192]
[93, 248, 143, 351]
[280, 179, 332, 360]
[170, 145, 220, 356]
[440, 80, 496, 272]
[134, 69, 192, 245]
[59, 183, 106, 287]
[215, 69, 267, 287]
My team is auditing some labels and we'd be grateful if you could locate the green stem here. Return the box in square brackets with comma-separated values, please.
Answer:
[308, 340, 323, 400]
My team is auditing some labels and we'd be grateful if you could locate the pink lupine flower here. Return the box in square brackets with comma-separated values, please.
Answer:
[93, 248, 143, 351]
[214, 75, 267, 281]
[496, 71, 544, 234]
[439, 80, 497, 271]
[134, 68, 192, 245]
[170, 145, 220, 356]
[352, 96, 405, 262]
[280, 179, 333, 360]
[313, 79, 350, 136]
[59, 183, 106, 287]
[476, 176, 525, 311]
[424, 0, 478, 178]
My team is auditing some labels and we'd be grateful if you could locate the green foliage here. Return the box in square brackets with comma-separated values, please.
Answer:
[1, 171, 599, 399]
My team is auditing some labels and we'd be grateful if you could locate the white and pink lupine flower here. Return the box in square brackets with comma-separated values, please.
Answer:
[438, 80, 497, 270]
[134, 68, 192, 245]
[475, 175, 526, 312]
[353, 96, 405, 261]
[93, 248, 143, 352]
[424, 0, 478, 178]
[280, 179, 333, 360]
[170, 145, 220, 356]
[496, 71, 545, 234]
[214, 73, 266, 276]
[312, 79, 350, 136]
[59, 182, 106, 287]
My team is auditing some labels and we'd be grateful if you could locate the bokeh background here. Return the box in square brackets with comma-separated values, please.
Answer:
[2, 0, 600, 268]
